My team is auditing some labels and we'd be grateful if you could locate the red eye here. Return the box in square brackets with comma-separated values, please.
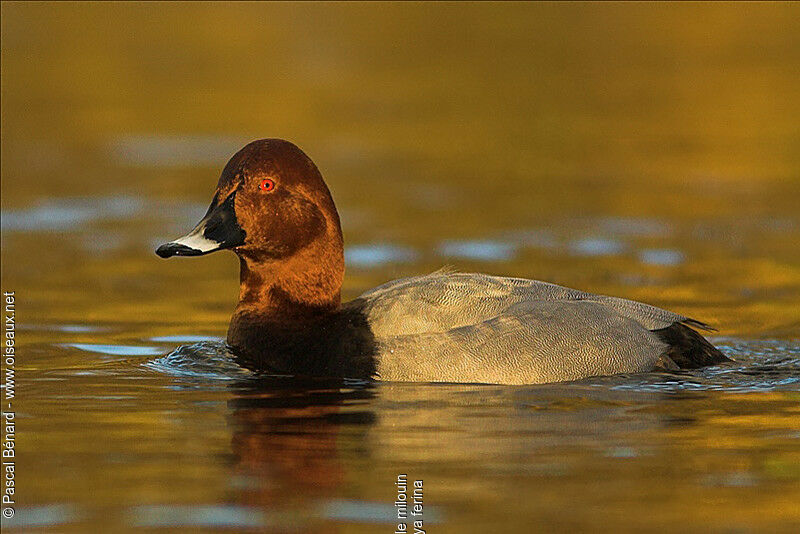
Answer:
[259, 178, 275, 192]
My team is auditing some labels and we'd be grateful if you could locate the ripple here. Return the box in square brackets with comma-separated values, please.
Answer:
[129, 505, 266, 528]
[144, 341, 252, 380]
[438, 239, 517, 261]
[149, 335, 223, 343]
[321, 499, 443, 524]
[604, 447, 639, 458]
[569, 238, 626, 257]
[62, 343, 162, 357]
[0, 504, 80, 528]
[345, 243, 419, 268]
[637, 248, 685, 266]
[702, 472, 758, 487]
[21, 323, 110, 333]
[501, 228, 559, 249]
[1, 196, 143, 232]
[321, 500, 400, 524]
[596, 339, 800, 392]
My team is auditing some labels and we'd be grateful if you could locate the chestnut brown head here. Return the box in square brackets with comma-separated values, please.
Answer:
[156, 139, 342, 263]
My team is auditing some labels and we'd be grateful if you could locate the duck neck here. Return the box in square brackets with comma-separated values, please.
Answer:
[228, 239, 344, 345]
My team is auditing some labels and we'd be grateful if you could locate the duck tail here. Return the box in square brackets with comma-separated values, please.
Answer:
[652, 321, 731, 369]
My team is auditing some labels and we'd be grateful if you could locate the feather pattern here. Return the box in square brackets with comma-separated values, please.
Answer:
[345, 271, 729, 384]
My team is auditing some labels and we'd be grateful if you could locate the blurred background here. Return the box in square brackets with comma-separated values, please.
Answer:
[1, 3, 799, 532]
[3, 2, 799, 335]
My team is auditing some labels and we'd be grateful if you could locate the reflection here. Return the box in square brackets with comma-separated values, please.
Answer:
[226, 377, 377, 529]
[568, 237, 626, 257]
[62, 342, 162, 357]
[345, 243, 419, 269]
[1, 195, 143, 232]
[129, 504, 267, 529]
[437, 239, 518, 261]
[637, 248, 685, 266]
[0, 504, 80, 530]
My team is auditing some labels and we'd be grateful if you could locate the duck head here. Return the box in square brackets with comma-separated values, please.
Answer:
[156, 139, 345, 317]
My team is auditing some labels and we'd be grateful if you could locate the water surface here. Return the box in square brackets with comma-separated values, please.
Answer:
[2, 3, 799, 532]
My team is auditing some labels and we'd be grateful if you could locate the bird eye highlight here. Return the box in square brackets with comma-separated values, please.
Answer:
[259, 178, 275, 192]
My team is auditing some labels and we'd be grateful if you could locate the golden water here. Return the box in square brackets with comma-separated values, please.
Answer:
[1, 3, 799, 532]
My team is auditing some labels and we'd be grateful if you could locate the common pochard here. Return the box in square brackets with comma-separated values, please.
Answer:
[156, 139, 729, 384]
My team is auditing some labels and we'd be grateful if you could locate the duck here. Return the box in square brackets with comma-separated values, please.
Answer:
[156, 138, 729, 384]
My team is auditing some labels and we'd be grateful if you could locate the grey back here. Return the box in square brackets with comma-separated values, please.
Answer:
[351, 272, 693, 384]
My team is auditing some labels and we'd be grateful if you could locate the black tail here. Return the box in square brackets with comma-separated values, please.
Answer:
[652, 321, 731, 369]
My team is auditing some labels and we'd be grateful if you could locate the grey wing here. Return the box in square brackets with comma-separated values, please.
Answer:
[354, 271, 701, 338]
[374, 299, 669, 385]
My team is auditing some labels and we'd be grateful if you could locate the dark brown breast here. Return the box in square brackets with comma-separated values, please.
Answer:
[228, 302, 379, 379]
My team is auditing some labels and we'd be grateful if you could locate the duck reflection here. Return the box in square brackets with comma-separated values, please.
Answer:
[226, 377, 377, 526]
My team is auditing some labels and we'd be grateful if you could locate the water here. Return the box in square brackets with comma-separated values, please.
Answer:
[2, 3, 800, 532]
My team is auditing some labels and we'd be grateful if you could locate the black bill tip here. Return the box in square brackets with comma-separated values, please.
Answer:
[155, 242, 205, 258]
